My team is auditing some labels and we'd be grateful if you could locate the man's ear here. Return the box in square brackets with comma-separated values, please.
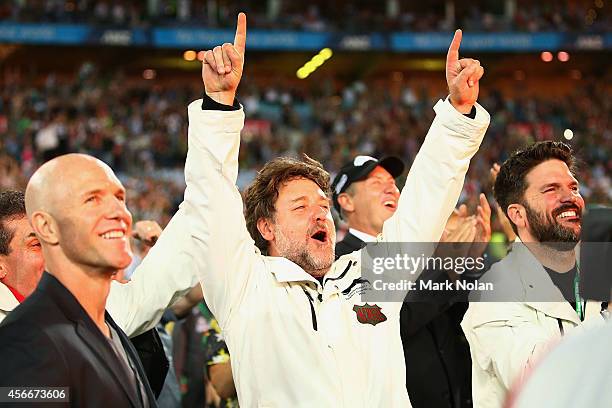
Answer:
[0, 259, 8, 280]
[506, 203, 527, 231]
[30, 212, 59, 246]
[337, 193, 354, 214]
[256, 217, 275, 242]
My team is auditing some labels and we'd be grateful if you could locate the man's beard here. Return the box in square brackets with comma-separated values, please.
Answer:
[274, 225, 334, 277]
[523, 201, 581, 251]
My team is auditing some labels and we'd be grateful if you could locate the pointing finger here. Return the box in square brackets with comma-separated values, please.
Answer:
[234, 12, 247, 55]
[446, 29, 462, 71]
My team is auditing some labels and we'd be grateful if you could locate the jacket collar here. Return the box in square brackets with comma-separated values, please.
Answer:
[348, 228, 377, 243]
[267, 256, 355, 288]
[267, 257, 320, 285]
[38, 272, 148, 407]
[341, 231, 368, 249]
[510, 242, 581, 324]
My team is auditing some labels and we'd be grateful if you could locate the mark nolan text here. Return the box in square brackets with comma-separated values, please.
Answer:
[373, 279, 493, 291]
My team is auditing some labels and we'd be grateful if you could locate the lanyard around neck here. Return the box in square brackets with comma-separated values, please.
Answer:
[574, 264, 584, 321]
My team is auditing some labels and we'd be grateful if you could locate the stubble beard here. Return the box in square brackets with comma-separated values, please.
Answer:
[274, 226, 334, 278]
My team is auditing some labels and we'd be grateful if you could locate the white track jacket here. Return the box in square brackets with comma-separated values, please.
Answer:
[186, 97, 490, 407]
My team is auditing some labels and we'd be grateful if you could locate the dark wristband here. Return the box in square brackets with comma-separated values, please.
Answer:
[201, 93, 240, 111]
[464, 105, 477, 119]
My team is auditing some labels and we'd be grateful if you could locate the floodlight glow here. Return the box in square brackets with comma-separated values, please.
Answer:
[558, 51, 570, 62]
[297, 48, 333, 79]
[312, 55, 325, 66]
[297, 68, 309, 79]
[319, 48, 333, 59]
[183, 50, 196, 61]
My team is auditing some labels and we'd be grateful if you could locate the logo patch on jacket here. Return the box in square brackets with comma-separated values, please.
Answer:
[342, 277, 371, 300]
[352, 303, 387, 326]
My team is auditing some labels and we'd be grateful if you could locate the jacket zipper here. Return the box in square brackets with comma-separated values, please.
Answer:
[303, 288, 318, 331]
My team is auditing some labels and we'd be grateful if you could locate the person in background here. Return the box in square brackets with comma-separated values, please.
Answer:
[332, 155, 405, 256]
[332, 158, 491, 408]
[203, 316, 239, 408]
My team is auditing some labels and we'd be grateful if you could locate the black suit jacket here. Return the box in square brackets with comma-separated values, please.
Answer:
[581, 207, 612, 301]
[335, 231, 367, 258]
[0, 272, 158, 408]
[335, 232, 471, 408]
[130, 327, 169, 398]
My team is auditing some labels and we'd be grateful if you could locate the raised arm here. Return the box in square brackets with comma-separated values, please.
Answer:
[107, 213, 201, 336]
[382, 30, 490, 245]
[108, 14, 255, 334]
[184, 13, 260, 328]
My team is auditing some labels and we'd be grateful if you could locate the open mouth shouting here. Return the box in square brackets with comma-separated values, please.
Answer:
[310, 228, 329, 244]
[382, 197, 398, 211]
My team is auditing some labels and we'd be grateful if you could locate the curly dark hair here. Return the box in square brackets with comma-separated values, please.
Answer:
[244, 155, 330, 253]
[0, 190, 26, 255]
[494, 141, 576, 233]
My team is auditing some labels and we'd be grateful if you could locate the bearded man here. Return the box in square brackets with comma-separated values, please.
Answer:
[461, 141, 609, 408]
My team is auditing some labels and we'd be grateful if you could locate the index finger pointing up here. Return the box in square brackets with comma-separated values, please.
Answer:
[446, 29, 462, 67]
[234, 12, 247, 55]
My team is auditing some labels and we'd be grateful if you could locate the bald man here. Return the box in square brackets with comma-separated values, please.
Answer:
[0, 154, 160, 407]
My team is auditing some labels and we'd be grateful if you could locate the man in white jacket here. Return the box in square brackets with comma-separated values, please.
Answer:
[461, 141, 607, 408]
[189, 13, 489, 407]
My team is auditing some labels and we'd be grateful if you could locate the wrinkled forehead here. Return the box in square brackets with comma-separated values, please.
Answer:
[276, 177, 328, 206]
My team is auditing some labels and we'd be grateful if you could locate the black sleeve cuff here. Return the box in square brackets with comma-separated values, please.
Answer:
[201, 92, 240, 111]
[464, 105, 477, 119]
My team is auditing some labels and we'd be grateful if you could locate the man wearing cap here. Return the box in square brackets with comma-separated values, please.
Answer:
[333, 155, 405, 257]
[332, 152, 484, 408]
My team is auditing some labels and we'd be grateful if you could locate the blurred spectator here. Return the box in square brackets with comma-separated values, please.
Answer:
[0, 64, 610, 236]
[1, 0, 609, 33]
[203, 318, 239, 407]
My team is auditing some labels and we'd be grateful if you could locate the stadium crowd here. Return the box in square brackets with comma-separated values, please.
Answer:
[1, 0, 609, 33]
[0, 65, 610, 227]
